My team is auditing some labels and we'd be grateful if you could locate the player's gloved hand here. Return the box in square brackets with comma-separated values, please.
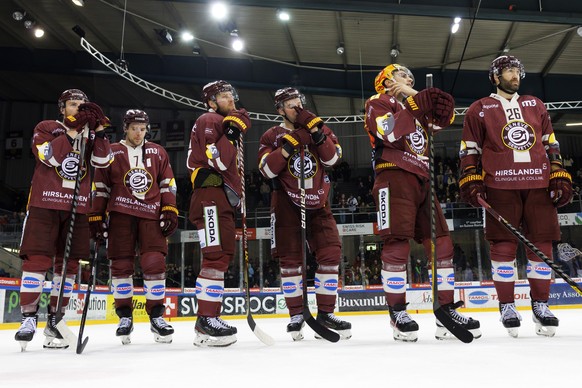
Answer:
[223, 109, 251, 142]
[293, 107, 324, 131]
[64, 110, 98, 133]
[459, 171, 486, 208]
[79, 102, 111, 129]
[88, 213, 108, 243]
[404, 88, 455, 129]
[431, 90, 455, 129]
[160, 205, 179, 237]
[281, 133, 300, 158]
[548, 168, 573, 207]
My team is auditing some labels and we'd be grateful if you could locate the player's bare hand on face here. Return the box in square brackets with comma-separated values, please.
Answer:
[387, 81, 416, 98]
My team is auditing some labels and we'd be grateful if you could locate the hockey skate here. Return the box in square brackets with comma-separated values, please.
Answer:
[315, 312, 352, 340]
[150, 306, 174, 344]
[116, 307, 134, 345]
[388, 303, 419, 342]
[194, 316, 237, 347]
[499, 302, 522, 338]
[435, 301, 482, 340]
[14, 313, 37, 352]
[43, 313, 69, 349]
[531, 300, 559, 337]
[287, 314, 305, 341]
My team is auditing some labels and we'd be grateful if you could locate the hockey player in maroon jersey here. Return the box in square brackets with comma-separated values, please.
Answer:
[91, 109, 178, 344]
[459, 55, 572, 337]
[15, 89, 113, 350]
[364, 64, 480, 342]
[187, 80, 250, 347]
[258, 87, 351, 341]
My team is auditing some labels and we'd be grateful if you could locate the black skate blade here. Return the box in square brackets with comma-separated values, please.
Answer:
[247, 313, 275, 346]
[76, 336, 89, 354]
[303, 307, 340, 343]
[434, 305, 474, 343]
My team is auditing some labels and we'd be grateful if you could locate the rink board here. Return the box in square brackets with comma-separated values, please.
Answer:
[2, 277, 581, 325]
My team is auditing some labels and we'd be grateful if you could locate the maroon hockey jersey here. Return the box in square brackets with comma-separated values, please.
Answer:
[92, 140, 177, 220]
[258, 124, 341, 209]
[27, 120, 113, 214]
[364, 93, 431, 178]
[460, 93, 558, 190]
[187, 111, 241, 196]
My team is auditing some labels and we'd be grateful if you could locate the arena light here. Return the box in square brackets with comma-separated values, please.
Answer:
[277, 9, 290, 22]
[34, 27, 45, 38]
[451, 17, 461, 34]
[72, 0, 85, 6]
[181, 31, 194, 42]
[565, 122, 582, 126]
[210, 2, 228, 21]
[232, 37, 244, 51]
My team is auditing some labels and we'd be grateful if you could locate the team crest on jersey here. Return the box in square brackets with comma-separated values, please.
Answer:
[405, 124, 427, 155]
[56, 151, 87, 181]
[502, 120, 536, 151]
[123, 168, 153, 195]
[288, 149, 318, 180]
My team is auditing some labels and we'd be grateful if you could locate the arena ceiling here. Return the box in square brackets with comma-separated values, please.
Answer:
[1, 0, 582, 132]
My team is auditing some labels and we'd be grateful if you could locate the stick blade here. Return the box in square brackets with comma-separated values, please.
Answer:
[247, 314, 275, 346]
[303, 308, 340, 343]
[433, 305, 474, 343]
[76, 337, 89, 354]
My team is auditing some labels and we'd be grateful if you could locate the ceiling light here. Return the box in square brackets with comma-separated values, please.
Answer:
[12, 10, 26, 21]
[565, 122, 582, 126]
[451, 21, 460, 34]
[155, 28, 173, 44]
[577, 26, 582, 37]
[181, 31, 194, 42]
[336, 44, 345, 55]
[34, 27, 45, 38]
[277, 9, 290, 22]
[24, 20, 35, 29]
[390, 44, 400, 58]
[232, 38, 244, 52]
[210, 2, 228, 21]
[72, 0, 85, 6]
[454, 17, 462, 24]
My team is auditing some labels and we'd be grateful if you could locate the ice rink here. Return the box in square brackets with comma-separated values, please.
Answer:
[1, 308, 581, 386]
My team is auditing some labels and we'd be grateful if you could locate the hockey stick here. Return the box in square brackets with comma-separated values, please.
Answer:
[76, 240, 101, 354]
[427, 74, 473, 343]
[237, 133, 275, 346]
[299, 145, 340, 343]
[477, 195, 582, 296]
[54, 126, 91, 347]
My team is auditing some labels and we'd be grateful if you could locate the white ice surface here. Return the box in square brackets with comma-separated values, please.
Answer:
[1, 309, 581, 387]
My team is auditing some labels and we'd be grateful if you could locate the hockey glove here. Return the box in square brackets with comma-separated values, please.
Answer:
[431, 91, 455, 129]
[79, 102, 111, 128]
[160, 205, 179, 237]
[548, 168, 573, 208]
[281, 133, 300, 158]
[64, 110, 98, 133]
[459, 171, 486, 208]
[293, 107, 324, 131]
[223, 109, 251, 142]
[88, 213, 108, 243]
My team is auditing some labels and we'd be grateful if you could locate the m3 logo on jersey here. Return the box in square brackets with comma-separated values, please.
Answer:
[406, 124, 427, 155]
[204, 205, 220, 247]
[124, 168, 153, 195]
[377, 187, 389, 230]
[56, 151, 86, 181]
[288, 149, 318, 180]
[502, 120, 536, 151]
